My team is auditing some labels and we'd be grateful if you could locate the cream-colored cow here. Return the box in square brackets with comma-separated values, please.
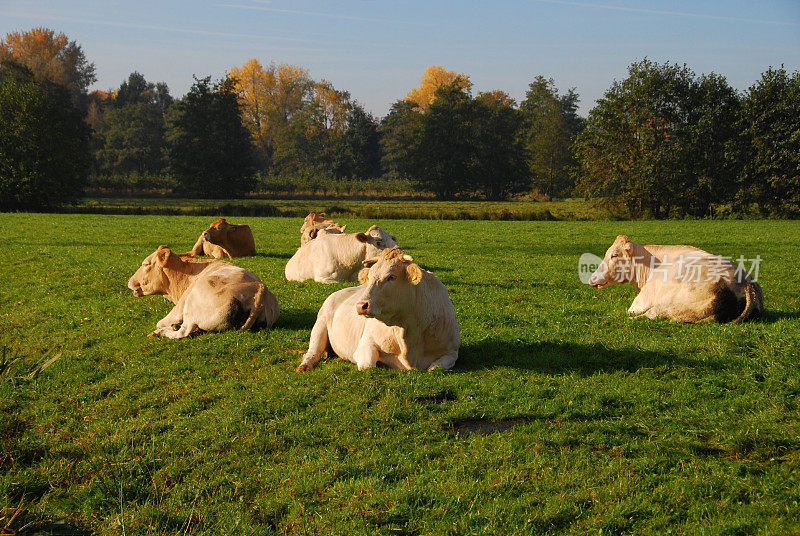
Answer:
[297, 248, 460, 371]
[588, 235, 763, 323]
[300, 212, 346, 245]
[128, 246, 279, 337]
[285, 225, 398, 283]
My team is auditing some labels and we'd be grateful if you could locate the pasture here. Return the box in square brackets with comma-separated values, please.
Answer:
[1, 213, 799, 535]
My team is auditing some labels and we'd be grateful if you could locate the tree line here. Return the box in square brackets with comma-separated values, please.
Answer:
[1, 27, 799, 217]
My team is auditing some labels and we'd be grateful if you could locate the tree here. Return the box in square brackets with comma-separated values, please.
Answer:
[342, 104, 381, 180]
[229, 58, 313, 168]
[96, 103, 167, 177]
[0, 61, 91, 209]
[166, 77, 257, 197]
[0, 27, 95, 96]
[576, 59, 737, 218]
[92, 73, 172, 181]
[115, 71, 173, 111]
[379, 99, 423, 180]
[519, 77, 583, 198]
[410, 83, 474, 199]
[406, 65, 472, 110]
[472, 92, 529, 199]
[734, 66, 800, 217]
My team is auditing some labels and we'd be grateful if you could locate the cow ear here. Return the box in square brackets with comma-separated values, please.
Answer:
[406, 263, 423, 285]
[401, 254, 414, 263]
[340, 224, 347, 232]
[363, 258, 378, 267]
[309, 228, 318, 239]
[358, 267, 370, 285]
[356, 232, 369, 243]
[156, 247, 172, 266]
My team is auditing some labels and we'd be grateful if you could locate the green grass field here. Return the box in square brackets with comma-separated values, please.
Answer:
[1, 213, 799, 535]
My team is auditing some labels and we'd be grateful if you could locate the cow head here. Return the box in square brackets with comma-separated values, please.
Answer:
[127, 246, 177, 297]
[355, 248, 423, 321]
[588, 235, 635, 288]
[355, 225, 399, 261]
[202, 218, 232, 245]
[300, 212, 344, 245]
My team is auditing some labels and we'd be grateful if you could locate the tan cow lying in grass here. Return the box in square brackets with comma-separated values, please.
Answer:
[297, 248, 460, 371]
[185, 218, 256, 259]
[300, 212, 346, 245]
[285, 225, 398, 283]
[128, 246, 279, 338]
[588, 235, 763, 323]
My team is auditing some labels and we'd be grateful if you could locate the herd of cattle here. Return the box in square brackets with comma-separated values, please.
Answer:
[126, 214, 764, 371]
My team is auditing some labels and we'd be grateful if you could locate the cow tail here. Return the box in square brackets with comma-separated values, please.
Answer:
[732, 282, 763, 324]
[239, 284, 267, 331]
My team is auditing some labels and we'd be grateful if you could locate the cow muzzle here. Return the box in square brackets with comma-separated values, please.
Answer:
[356, 300, 379, 317]
[128, 279, 144, 297]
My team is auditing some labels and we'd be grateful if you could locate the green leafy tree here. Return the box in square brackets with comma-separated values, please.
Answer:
[576, 59, 738, 218]
[342, 104, 381, 180]
[735, 66, 800, 217]
[115, 71, 173, 111]
[472, 92, 529, 199]
[519, 77, 583, 197]
[166, 76, 257, 197]
[410, 83, 474, 199]
[682, 73, 740, 216]
[379, 100, 422, 180]
[0, 61, 91, 209]
[93, 73, 173, 180]
[96, 103, 167, 176]
[272, 107, 328, 178]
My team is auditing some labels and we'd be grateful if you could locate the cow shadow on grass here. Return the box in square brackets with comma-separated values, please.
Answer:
[275, 308, 319, 330]
[257, 252, 294, 260]
[458, 339, 726, 375]
[760, 309, 800, 323]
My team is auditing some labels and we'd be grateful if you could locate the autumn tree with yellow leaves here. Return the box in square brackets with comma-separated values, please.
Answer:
[405, 65, 472, 110]
[0, 27, 95, 96]
[228, 58, 314, 167]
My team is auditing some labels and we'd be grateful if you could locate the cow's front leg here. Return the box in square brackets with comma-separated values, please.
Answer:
[427, 350, 459, 371]
[185, 236, 205, 257]
[297, 316, 330, 371]
[627, 293, 653, 317]
[353, 338, 379, 370]
[157, 320, 199, 339]
[154, 304, 184, 331]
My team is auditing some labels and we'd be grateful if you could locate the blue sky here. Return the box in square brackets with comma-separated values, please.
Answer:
[2, 1, 799, 116]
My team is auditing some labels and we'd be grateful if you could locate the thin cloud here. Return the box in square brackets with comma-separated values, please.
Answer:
[532, 0, 800, 27]
[0, 10, 317, 43]
[216, 3, 424, 25]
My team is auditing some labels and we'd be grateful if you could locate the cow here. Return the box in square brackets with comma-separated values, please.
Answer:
[587, 235, 763, 323]
[185, 218, 256, 259]
[297, 248, 460, 371]
[128, 246, 279, 338]
[300, 212, 346, 245]
[285, 225, 399, 283]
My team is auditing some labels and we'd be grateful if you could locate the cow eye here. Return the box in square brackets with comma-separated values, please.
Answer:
[387, 274, 395, 281]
